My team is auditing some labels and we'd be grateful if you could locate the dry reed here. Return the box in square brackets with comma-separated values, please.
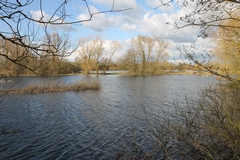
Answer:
[4, 81, 100, 94]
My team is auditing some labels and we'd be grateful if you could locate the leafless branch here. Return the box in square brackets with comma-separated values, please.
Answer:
[0, 0, 131, 75]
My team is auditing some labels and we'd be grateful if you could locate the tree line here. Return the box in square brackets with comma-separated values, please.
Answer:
[3, 29, 236, 77]
[0, 0, 239, 80]
[0, 32, 80, 76]
[0, 0, 130, 76]
[0, 33, 193, 76]
[75, 34, 175, 76]
[1, 0, 240, 158]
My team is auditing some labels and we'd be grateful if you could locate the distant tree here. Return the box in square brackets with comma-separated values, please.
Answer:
[123, 35, 169, 75]
[57, 60, 80, 74]
[102, 41, 121, 74]
[155, 39, 169, 64]
[77, 35, 104, 75]
[0, 0, 131, 75]
[153, 38, 169, 72]
[94, 37, 104, 76]
[121, 48, 140, 75]
[132, 35, 155, 75]
[0, 0, 131, 105]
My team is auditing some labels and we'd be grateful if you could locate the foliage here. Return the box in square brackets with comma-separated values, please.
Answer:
[213, 12, 240, 80]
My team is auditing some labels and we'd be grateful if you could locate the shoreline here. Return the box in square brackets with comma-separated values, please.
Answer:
[0, 70, 213, 77]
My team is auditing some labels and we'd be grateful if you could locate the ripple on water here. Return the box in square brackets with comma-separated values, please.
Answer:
[0, 75, 216, 159]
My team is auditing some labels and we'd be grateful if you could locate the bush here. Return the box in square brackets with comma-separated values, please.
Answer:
[177, 85, 240, 159]
[149, 84, 240, 159]
[116, 83, 240, 159]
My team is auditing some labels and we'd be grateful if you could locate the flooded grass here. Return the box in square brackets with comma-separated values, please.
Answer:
[3, 81, 101, 94]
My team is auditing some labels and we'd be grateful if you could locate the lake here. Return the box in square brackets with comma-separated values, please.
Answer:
[0, 75, 215, 159]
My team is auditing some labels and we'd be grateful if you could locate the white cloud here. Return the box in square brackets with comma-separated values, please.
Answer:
[91, 0, 145, 20]
[67, 52, 79, 62]
[68, 39, 128, 62]
[69, 0, 202, 44]
[146, 0, 175, 12]
[30, 10, 75, 31]
[92, 0, 139, 10]
[139, 1, 205, 43]
[72, 0, 215, 62]
[121, 23, 137, 31]
[77, 6, 117, 32]
[127, 10, 199, 43]
[114, 38, 132, 58]
[166, 37, 216, 63]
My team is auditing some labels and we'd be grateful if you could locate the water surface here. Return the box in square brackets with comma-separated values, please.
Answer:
[0, 75, 215, 159]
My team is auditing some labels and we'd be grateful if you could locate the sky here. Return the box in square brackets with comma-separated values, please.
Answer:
[5, 0, 215, 62]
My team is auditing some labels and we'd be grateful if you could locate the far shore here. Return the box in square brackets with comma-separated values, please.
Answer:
[0, 70, 213, 77]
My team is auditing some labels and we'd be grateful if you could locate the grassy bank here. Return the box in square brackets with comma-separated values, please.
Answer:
[2, 81, 101, 94]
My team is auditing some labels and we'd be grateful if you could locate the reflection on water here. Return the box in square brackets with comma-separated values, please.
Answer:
[0, 75, 215, 159]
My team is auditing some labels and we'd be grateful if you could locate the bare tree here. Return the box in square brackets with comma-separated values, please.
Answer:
[120, 48, 140, 75]
[143, 1, 240, 159]
[95, 36, 104, 76]
[157, 0, 240, 82]
[37, 32, 74, 75]
[132, 35, 155, 75]
[155, 0, 240, 35]
[77, 35, 104, 75]
[155, 38, 169, 63]
[0, 0, 131, 75]
[0, 0, 131, 104]
[102, 40, 122, 75]
[130, 35, 169, 75]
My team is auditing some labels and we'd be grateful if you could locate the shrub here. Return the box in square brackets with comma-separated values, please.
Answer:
[116, 84, 240, 159]
[148, 84, 240, 159]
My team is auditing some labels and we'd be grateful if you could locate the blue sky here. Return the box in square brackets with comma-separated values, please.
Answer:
[2, 0, 214, 62]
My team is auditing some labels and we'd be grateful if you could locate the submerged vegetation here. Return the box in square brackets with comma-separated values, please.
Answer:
[1, 81, 100, 94]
